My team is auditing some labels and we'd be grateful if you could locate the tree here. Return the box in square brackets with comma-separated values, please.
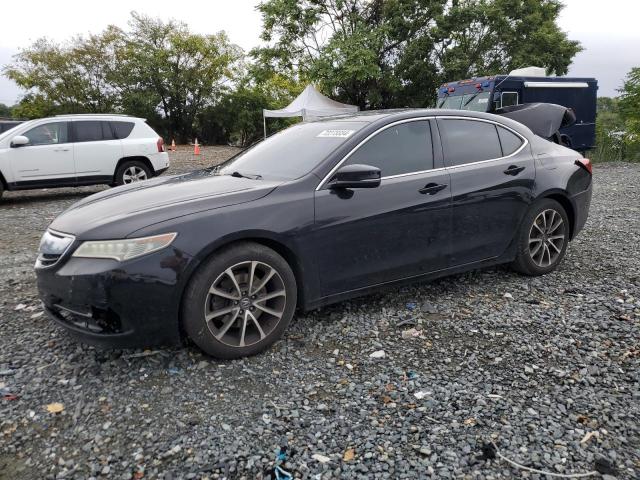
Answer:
[0, 103, 12, 118]
[253, 0, 582, 109]
[5, 28, 124, 118]
[119, 13, 244, 141]
[3, 12, 244, 142]
[617, 67, 640, 161]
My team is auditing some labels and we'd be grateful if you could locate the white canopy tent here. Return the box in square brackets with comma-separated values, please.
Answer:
[262, 85, 359, 137]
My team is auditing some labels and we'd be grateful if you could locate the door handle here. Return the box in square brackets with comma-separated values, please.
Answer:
[53, 147, 70, 152]
[503, 165, 525, 176]
[419, 183, 447, 195]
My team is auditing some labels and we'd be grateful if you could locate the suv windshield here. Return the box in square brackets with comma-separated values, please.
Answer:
[437, 91, 491, 112]
[215, 121, 367, 181]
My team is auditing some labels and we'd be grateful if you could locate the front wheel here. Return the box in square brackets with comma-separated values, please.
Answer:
[182, 242, 297, 359]
[512, 199, 570, 276]
[114, 160, 152, 186]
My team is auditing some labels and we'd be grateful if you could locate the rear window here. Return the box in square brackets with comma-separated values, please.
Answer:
[111, 121, 135, 139]
[217, 121, 367, 181]
[497, 126, 524, 156]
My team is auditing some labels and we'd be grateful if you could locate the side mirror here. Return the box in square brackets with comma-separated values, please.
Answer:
[10, 135, 29, 148]
[328, 164, 381, 189]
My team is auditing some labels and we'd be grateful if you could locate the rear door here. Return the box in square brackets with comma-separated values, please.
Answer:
[313, 119, 452, 296]
[72, 120, 123, 183]
[8, 121, 74, 185]
[436, 117, 535, 266]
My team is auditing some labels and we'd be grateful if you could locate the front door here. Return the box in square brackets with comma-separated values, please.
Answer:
[9, 121, 74, 185]
[436, 117, 535, 266]
[313, 119, 452, 297]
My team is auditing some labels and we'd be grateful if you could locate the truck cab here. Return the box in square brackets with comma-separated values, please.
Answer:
[436, 67, 598, 152]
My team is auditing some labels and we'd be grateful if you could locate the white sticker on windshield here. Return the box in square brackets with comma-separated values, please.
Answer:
[478, 98, 488, 104]
[316, 129, 355, 138]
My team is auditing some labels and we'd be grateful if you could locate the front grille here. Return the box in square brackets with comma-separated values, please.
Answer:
[51, 304, 123, 334]
[38, 252, 62, 267]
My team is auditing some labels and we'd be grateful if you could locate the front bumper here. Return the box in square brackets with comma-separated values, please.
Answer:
[36, 248, 192, 349]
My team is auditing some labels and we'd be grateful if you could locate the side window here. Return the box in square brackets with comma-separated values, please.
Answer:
[74, 121, 105, 142]
[501, 92, 519, 108]
[497, 126, 524, 156]
[101, 121, 115, 140]
[344, 121, 433, 176]
[23, 122, 69, 146]
[111, 121, 135, 139]
[439, 119, 502, 166]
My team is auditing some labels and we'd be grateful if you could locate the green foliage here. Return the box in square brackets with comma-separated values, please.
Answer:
[4, 13, 244, 142]
[197, 72, 303, 146]
[592, 93, 640, 163]
[253, 0, 582, 109]
[0, 103, 13, 118]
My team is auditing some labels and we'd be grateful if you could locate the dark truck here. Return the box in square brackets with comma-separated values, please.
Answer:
[436, 68, 597, 153]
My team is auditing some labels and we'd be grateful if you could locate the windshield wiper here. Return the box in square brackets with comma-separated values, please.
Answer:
[230, 171, 262, 180]
[462, 92, 480, 107]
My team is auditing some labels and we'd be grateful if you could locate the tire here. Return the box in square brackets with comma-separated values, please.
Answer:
[114, 160, 152, 186]
[182, 242, 297, 359]
[511, 198, 570, 276]
[0, 181, 4, 200]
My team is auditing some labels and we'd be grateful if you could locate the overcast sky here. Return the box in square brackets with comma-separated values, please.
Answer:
[0, 0, 638, 105]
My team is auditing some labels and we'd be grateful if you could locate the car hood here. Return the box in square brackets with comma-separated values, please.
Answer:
[50, 170, 281, 239]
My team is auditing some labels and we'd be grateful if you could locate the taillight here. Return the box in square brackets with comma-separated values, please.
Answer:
[157, 137, 165, 153]
[575, 158, 592, 175]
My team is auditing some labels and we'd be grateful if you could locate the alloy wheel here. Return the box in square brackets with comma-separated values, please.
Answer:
[204, 261, 287, 347]
[123, 166, 148, 184]
[528, 209, 566, 267]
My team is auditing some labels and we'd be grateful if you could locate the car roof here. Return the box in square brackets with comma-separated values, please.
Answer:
[53, 114, 145, 121]
[318, 108, 534, 137]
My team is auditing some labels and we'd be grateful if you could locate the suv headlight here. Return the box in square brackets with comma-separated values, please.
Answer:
[72, 233, 177, 261]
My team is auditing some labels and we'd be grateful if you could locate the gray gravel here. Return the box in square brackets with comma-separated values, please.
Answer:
[1, 153, 639, 479]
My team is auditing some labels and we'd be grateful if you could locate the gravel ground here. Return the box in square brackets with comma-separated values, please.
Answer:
[1, 151, 639, 480]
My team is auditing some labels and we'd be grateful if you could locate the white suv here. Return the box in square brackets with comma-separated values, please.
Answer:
[0, 114, 170, 198]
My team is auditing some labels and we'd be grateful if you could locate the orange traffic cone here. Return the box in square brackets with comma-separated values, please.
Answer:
[193, 138, 201, 156]
[170, 139, 176, 151]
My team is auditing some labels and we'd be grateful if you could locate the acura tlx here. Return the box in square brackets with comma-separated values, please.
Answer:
[35, 109, 592, 358]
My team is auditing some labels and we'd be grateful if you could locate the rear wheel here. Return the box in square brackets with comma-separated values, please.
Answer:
[182, 242, 297, 359]
[115, 160, 152, 186]
[512, 199, 569, 276]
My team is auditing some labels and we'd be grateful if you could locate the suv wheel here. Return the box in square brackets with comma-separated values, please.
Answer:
[512, 198, 570, 276]
[115, 160, 152, 186]
[182, 242, 297, 359]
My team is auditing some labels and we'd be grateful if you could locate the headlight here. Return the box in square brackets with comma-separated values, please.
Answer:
[72, 233, 177, 261]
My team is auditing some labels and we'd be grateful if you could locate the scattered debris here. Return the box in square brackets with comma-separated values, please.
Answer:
[396, 316, 416, 328]
[580, 431, 599, 444]
[311, 453, 331, 464]
[503, 292, 514, 299]
[401, 328, 420, 339]
[488, 440, 599, 478]
[413, 391, 431, 400]
[343, 448, 355, 462]
[369, 350, 386, 359]
[46, 402, 64, 414]
[14, 303, 27, 311]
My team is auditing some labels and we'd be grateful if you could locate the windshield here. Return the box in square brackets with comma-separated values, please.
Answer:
[437, 91, 491, 112]
[215, 121, 367, 181]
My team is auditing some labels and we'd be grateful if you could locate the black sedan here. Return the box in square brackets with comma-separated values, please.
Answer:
[35, 109, 593, 358]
